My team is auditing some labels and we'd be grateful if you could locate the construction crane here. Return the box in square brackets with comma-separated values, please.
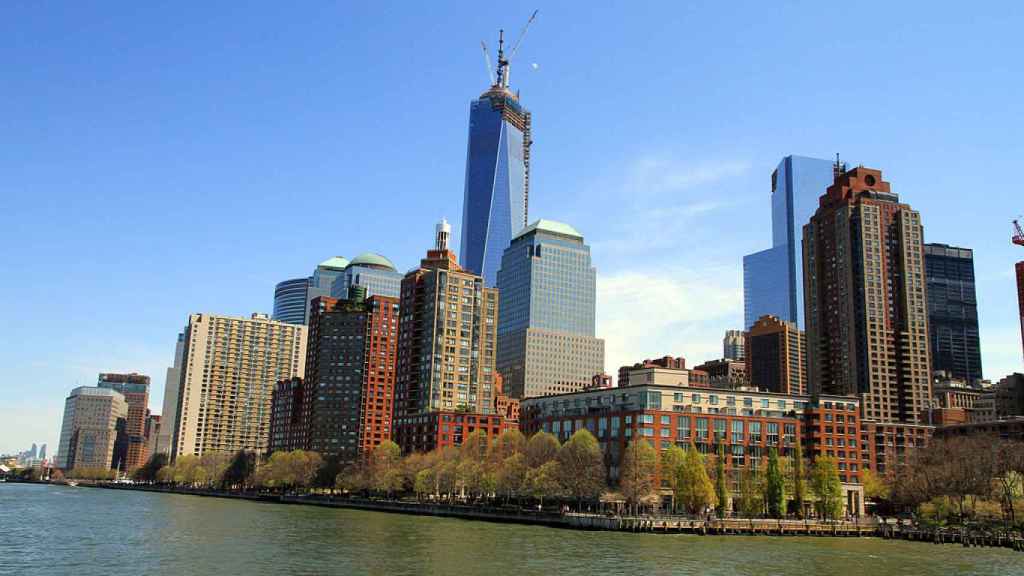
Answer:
[481, 10, 538, 89]
[1013, 218, 1024, 246]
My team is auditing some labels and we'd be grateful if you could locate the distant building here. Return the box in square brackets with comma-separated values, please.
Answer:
[171, 313, 306, 459]
[329, 253, 403, 301]
[56, 387, 128, 471]
[618, 356, 687, 388]
[38, 444, 46, 461]
[496, 219, 604, 398]
[393, 221, 511, 453]
[155, 332, 185, 456]
[97, 373, 150, 471]
[745, 315, 807, 395]
[693, 359, 748, 389]
[268, 377, 305, 454]
[144, 414, 160, 462]
[459, 40, 532, 287]
[924, 243, 983, 383]
[272, 277, 310, 325]
[743, 155, 835, 329]
[1018, 262, 1024, 363]
[723, 330, 745, 361]
[307, 257, 349, 317]
[804, 165, 932, 425]
[589, 373, 613, 390]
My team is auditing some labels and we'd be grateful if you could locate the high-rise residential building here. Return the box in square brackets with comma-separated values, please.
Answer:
[272, 277, 310, 325]
[723, 330, 745, 360]
[496, 219, 604, 398]
[745, 315, 807, 395]
[171, 313, 306, 459]
[97, 373, 150, 471]
[295, 290, 400, 461]
[459, 37, 532, 286]
[329, 253, 403, 301]
[268, 377, 305, 454]
[923, 243, 983, 383]
[56, 386, 128, 470]
[393, 221, 510, 453]
[743, 155, 835, 329]
[1017, 262, 1024, 362]
[804, 164, 932, 425]
[155, 332, 185, 455]
[144, 414, 160, 461]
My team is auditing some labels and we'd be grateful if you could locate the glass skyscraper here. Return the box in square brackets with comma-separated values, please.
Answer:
[272, 277, 310, 325]
[329, 252, 402, 301]
[743, 155, 834, 329]
[496, 219, 604, 399]
[274, 255, 401, 326]
[459, 46, 531, 287]
[924, 243, 983, 383]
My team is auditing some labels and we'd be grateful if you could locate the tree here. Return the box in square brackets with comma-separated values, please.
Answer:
[556, 429, 606, 506]
[496, 453, 528, 501]
[293, 450, 324, 490]
[368, 442, 403, 496]
[677, 442, 715, 515]
[810, 456, 843, 520]
[134, 452, 168, 483]
[737, 468, 762, 518]
[488, 430, 526, 465]
[660, 444, 686, 512]
[222, 450, 255, 490]
[524, 432, 560, 468]
[620, 439, 658, 510]
[862, 468, 890, 502]
[765, 448, 785, 518]
[791, 440, 807, 518]
[314, 455, 343, 492]
[714, 443, 729, 517]
[526, 461, 562, 506]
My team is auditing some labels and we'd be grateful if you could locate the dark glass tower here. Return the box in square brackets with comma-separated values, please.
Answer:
[459, 34, 531, 286]
[924, 243, 983, 383]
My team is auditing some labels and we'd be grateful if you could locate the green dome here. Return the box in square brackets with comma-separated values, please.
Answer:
[348, 252, 396, 271]
[318, 256, 350, 271]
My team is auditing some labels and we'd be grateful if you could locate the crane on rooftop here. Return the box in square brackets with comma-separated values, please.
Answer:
[480, 10, 538, 89]
[1013, 218, 1024, 247]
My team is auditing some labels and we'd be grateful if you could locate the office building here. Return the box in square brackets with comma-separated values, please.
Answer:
[97, 373, 150, 471]
[496, 219, 604, 398]
[171, 313, 306, 458]
[272, 277, 310, 325]
[268, 377, 305, 454]
[723, 330, 745, 360]
[459, 38, 532, 286]
[693, 359, 748, 389]
[804, 164, 932, 425]
[393, 221, 510, 453]
[743, 155, 835, 329]
[56, 387, 128, 471]
[745, 315, 807, 395]
[307, 257, 349, 316]
[1018, 262, 1024, 362]
[329, 253, 402, 301]
[618, 356, 688, 387]
[924, 243, 983, 383]
[155, 332, 185, 455]
[144, 414, 160, 462]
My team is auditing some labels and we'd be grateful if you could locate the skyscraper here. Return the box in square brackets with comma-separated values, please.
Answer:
[743, 155, 835, 329]
[459, 35, 531, 286]
[745, 315, 806, 395]
[307, 257, 349, 315]
[722, 330, 745, 361]
[923, 243, 983, 383]
[393, 221, 508, 453]
[496, 219, 604, 398]
[803, 165, 932, 424]
[1018, 262, 1024, 363]
[329, 253, 402, 301]
[97, 373, 150, 471]
[56, 386, 128, 470]
[155, 332, 184, 455]
[272, 277, 310, 325]
[171, 313, 306, 458]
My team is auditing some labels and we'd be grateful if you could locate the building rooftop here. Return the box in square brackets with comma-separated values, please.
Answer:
[348, 252, 397, 271]
[514, 219, 583, 241]
[318, 256, 350, 271]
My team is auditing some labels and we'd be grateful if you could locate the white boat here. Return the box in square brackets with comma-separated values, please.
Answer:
[66, 480, 79, 487]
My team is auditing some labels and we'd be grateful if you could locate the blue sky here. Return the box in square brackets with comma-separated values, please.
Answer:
[2, 2, 1022, 454]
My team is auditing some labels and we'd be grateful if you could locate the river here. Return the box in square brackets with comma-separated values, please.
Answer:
[1, 483, 1020, 575]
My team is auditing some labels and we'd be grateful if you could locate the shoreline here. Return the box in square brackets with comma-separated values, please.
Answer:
[22, 481, 1021, 550]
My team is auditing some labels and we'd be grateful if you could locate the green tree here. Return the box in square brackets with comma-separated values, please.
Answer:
[314, 455, 342, 492]
[660, 444, 687, 507]
[488, 430, 526, 464]
[524, 431, 560, 468]
[556, 429, 606, 506]
[620, 439, 658, 510]
[133, 452, 168, 483]
[810, 456, 844, 520]
[765, 448, 786, 518]
[677, 443, 716, 515]
[222, 450, 255, 490]
[526, 461, 562, 506]
[714, 444, 729, 517]
[862, 468, 890, 502]
[368, 442, 403, 496]
[737, 468, 762, 518]
[496, 453, 528, 501]
[791, 440, 807, 518]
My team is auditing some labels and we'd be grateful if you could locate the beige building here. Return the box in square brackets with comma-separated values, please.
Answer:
[56, 387, 128, 470]
[620, 366, 698, 388]
[171, 313, 306, 458]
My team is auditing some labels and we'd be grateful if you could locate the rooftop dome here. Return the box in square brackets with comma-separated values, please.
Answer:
[514, 219, 583, 240]
[318, 256, 350, 271]
[347, 252, 397, 271]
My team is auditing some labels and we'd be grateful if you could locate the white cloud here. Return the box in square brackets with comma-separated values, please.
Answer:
[626, 157, 752, 197]
[597, 265, 742, 383]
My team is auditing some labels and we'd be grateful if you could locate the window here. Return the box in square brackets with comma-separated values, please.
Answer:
[660, 415, 670, 425]
[709, 395, 719, 405]
[677, 416, 690, 439]
[731, 420, 744, 443]
[696, 418, 708, 440]
[767, 422, 779, 445]
[714, 420, 726, 441]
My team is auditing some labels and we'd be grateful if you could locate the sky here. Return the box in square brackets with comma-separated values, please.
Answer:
[2, 2, 1023, 455]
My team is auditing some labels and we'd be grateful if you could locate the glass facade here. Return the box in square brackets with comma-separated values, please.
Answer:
[330, 264, 402, 301]
[924, 243, 983, 383]
[272, 277, 310, 325]
[460, 90, 529, 286]
[743, 155, 834, 329]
